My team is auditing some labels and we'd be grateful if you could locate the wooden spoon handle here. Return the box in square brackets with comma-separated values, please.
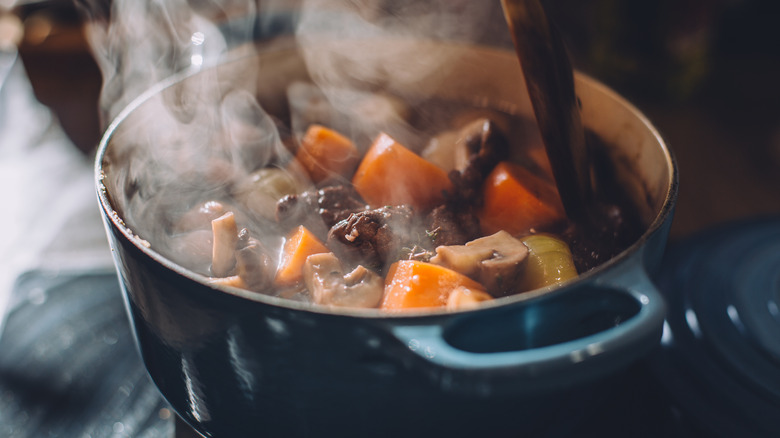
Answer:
[500, 0, 592, 223]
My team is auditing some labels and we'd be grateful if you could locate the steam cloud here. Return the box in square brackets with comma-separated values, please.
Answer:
[84, 0, 502, 276]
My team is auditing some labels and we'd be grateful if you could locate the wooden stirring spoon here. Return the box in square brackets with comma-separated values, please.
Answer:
[500, 0, 593, 226]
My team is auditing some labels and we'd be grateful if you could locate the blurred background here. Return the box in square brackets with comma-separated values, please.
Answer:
[0, 0, 778, 436]
[5, 0, 779, 238]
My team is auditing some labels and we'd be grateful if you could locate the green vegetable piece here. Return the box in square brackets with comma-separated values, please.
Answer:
[235, 167, 305, 219]
[518, 234, 578, 291]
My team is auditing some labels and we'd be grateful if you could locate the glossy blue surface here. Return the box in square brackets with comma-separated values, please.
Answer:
[103, 215, 671, 437]
[651, 217, 780, 438]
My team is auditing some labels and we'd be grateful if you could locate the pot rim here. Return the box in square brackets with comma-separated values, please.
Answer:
[94, 42, 678, 320]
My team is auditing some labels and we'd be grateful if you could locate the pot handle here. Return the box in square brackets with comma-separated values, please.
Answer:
[389, 262, 666, 393]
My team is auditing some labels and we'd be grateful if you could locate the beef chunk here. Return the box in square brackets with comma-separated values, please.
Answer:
[327, 205, 415, 271]
[425, 204, 481, 247]
[276, 185, 367, 237]
[314, 185, 368, 225]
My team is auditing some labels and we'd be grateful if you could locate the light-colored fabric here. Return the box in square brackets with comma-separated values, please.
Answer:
[0, 49, 113, 336]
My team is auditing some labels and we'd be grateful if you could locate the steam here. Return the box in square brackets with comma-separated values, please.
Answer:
[84, 0, 500, 278]
[78, 0, 495, 132]
[76, 0, 246, 122]
[295, 0, 493, 146]
[297, 0, 491, 89]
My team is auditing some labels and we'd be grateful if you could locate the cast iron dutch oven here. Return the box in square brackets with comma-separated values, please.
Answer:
[96, 40, 677, 437]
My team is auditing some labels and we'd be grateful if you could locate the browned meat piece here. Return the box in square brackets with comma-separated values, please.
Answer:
[425, 204, 481, 247]
[276, 185, 367, 237]
[316, 185, 368, 224]
[327, 205, 415, 271]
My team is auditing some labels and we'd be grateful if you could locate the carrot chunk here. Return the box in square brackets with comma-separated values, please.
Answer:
[381, 260, 489, 310]
[275, 225, 330, 286]
[478, 161, 566, 236]
[295, 124, 360, 183]
[352, 133, 453, 212]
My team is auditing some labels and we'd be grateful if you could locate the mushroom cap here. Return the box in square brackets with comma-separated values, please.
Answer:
[303, 253, 384, 308]
[430, 230, 529, 296]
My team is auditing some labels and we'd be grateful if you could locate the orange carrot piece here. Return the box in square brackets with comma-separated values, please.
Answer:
[478, 161, 566, 236]
[295, 124, 359, 183]
[381, 260, 488, 310]
[275, 225, 330, 286]
[352, 133, 453, 212]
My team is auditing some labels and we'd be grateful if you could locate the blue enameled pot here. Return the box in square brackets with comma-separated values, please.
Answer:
[96, 41, 677, 437]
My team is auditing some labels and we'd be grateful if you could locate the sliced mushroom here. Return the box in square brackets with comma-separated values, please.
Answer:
[421, 130, 465, 172]
[422, 118, 508, 176]
[456, 118, 497, 170]
[211, 211, 239, 277]
[446, 286, 493, 311]
[174, 200, 227, 233]
[447, 118, 510, 206]
[430, 230, 529, 297]
[235, 229, 274, 291]
[303, 252, 384, 308]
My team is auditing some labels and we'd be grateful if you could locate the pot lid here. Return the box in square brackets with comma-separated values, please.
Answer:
[651, 217, 780, 437]
[0, 270, 173, 437]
